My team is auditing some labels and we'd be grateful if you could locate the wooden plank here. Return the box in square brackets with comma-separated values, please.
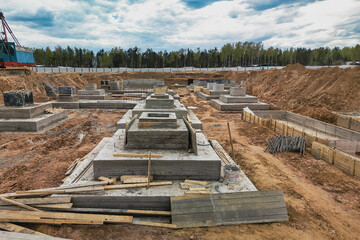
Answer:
[0, 203, 73, 211]
[0, 197, 71, 206]
[184, 190, 210, 195]
[98, 176, 116, 185]
[132, 219, 177, 228]
[171, 191, 288, 228]
[0, 223, 49, 236]
[121, 175, 153, 183]
[0, 231, 70, 240]
[113, 153, 163, 158]
[0, 218, 103, 225]
[0, 197, 42, 212]
[147, 151, 152, 189]
[46, 208, 171, 216]
[104, 181, 172, 190]
[183, 180, 207, 186]
[0, 210, 133, 223]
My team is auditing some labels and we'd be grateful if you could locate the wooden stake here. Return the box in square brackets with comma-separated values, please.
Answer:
[227, 122, 235, 160]
[0, 197, 42, 212]
[147, 151, 151, 189]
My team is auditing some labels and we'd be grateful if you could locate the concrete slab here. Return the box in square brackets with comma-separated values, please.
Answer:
[0, 110, 68, 132]
[0, 102, 52, 119]
[210, 99, 270, 111]
[132, 100, 188, 119]
[94, 130, 221, 180]
[219, 95, 258, 103]
[145, 95, 174, 109]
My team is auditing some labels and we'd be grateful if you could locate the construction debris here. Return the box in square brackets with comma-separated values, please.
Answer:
[265, 135, 306, 156]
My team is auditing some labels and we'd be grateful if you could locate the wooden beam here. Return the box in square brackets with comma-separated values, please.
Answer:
[0, 197, 42, 212]
[147, 151, 152, 189]
[113, 153, 163, 158]
[132, 220, 177, 229]
[48, 208, 171, 216]
[227, 122, 235, 160]
[0, 210, 133, 224]
[0, 197, 71, 206]
[104, 181, 173, 190]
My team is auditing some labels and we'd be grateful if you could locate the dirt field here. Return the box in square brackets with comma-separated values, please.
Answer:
[0, 68, 359, 239]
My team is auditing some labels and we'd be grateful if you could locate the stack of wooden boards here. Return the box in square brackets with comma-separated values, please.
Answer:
[180, 179, 210, 195]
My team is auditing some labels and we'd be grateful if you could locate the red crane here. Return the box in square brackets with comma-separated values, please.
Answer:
[0, 11, 21, 46]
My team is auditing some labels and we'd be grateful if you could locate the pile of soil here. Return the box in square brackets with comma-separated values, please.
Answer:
[239, 65, 360, 123]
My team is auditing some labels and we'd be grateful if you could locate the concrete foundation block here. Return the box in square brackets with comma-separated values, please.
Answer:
[210, 99, 270, 111]
[132, 101, 188, 119]
[4, 90, 33, 107]
[214, 84, 224, 91]
[57, 95, 79, 102]
[207, 83, 215, 90]
[196, 92, 220, 100]
[85, 83, 97, 90]
[110, 81, 120, 90]
[94, 131, 221, 180]
[145, 95, 174, 109]
[58, 86, 76, 95]
[230, 87, 246, 96]
[0, 102, 52, 119]
[219, 95, 258, 103]
[0, 110, 68, 132]
[126, 119, 188, 149]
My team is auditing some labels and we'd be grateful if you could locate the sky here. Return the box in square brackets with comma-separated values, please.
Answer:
[1, 0, 359, 52]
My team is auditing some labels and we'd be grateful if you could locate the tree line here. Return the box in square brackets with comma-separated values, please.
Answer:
[32, 42, 360, 68]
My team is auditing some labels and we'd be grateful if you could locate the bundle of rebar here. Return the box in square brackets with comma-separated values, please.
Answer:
[265, 135, 306, 156]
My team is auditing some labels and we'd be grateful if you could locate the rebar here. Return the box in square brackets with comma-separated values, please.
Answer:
[265, 135, 306, 156]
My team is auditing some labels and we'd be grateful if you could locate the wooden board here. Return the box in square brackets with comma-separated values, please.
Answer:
[0, 223, 49, 236]
[0, 197, 69, 206]
[183, 116, 197, 155]
[171, 190, 288, 228]
[0, 210, 133, 224]
[334, 150, 355, 175]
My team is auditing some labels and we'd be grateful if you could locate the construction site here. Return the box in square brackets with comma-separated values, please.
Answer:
[0, 64, 358, 240]
[0, 4, 360, 239]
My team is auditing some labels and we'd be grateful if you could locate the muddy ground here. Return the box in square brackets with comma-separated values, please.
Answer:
[0, 86, 359, 239]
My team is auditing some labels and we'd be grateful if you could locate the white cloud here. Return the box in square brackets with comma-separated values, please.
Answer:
[1, 0, 359, 51]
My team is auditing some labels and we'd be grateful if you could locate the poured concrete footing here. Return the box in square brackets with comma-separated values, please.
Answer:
[0, 102, 52, 119]
[132, 100, 188, 119]
[78, 95, 110, 100]
[210, 99, 270, 111]
[116, 110, 202, 130]
[94, 130, 221, 180]
[51, 100, 138, 109]
[219, 95, 258, 103]
[196, 92, 221, 100]
[0, 110, 68, 132]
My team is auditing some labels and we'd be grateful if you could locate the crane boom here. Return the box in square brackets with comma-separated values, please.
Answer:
[0, 12, 21, 46]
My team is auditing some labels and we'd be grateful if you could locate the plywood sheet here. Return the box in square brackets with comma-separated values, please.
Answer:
[171, 190, 288, 228]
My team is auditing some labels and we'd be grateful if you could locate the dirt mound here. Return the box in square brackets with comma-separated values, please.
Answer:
[242, 66, 360, 123]
[283, 63, 306, 71]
